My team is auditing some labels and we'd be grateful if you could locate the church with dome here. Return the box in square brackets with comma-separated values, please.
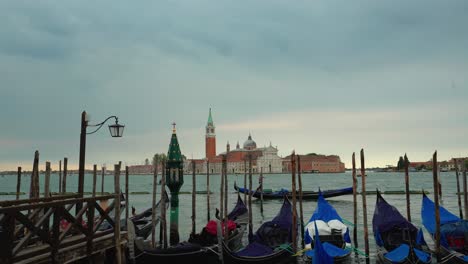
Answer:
[186, 109, 283, 174]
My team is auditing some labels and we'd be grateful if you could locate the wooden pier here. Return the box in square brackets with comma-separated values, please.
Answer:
[0, 193, 127, 264]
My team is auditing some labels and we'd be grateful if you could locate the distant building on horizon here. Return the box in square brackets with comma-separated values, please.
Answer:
[185, 109, 346, 174]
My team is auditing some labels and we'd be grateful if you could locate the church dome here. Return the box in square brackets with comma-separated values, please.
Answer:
[243, 134, 257, 150]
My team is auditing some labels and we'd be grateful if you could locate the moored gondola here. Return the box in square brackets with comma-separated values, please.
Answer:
[373, 190, 432, 264]
[421, 193, 468, 263]
[303, 191, 352, 263]
[221, 196, 296, 264]
[132, 194, 248, 264]
[234, 182, 352, 200]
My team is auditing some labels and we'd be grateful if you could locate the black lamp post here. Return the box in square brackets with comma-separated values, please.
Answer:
[77, 111, 124, 212]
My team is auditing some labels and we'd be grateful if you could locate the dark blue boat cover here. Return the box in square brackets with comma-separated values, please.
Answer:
[227, 194, 248, 221]
[253, 198, 292, 248]
[312, 221, 334, 264]
[421, 194, 461, 234]
[235, 197, 292, 257]
[373, 192, 417, 236]
[384, 244, 409, 263]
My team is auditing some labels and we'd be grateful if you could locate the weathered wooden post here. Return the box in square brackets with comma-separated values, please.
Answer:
[432, 151, 441, 262]
[101, 166, 105, 194]
[260, 167, 264, 214]
[62, 157, 68, 193]
[58, 160, 62, 193]
[360, 149, 370, 263]
[206, 160, 211, 221]
[454, 159, 463, 219]
[44, 161, 51, 198]
[244, 159, 247, 203]
[192, 160, 196, 235]
[93, 165, 97, 197]
[297, 154, 304, 248]
[125, 166, 129, 221]
[166, 124, 184, 246]
[220, 156, 225, 237]
[404, 154, 411, 222]
[291, 152, 298, 253]
[30, 151, 40, 199]
[248, 153, 253, 242]
[160, 161, 168, 249]
[16, 167, 21, 200]
[463, 159, 468, 220]
[352, 153, 358, 248]
[151, 161, 158, 247]
[114, 164, 122, 264]
[224, 155, 229, 241]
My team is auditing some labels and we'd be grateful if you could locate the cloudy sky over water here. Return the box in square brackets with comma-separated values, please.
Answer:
[1, 0, 467, 170]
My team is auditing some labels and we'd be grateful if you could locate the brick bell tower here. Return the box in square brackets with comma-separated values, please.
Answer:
[205, 108, 216, 159]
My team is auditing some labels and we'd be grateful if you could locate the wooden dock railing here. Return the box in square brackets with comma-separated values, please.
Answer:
[0, 193, 126, 264]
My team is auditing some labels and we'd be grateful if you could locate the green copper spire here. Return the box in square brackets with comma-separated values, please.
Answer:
[166, 122, 184, 246]
[167, 123, 183, 164]
[207, 108, 214, 125]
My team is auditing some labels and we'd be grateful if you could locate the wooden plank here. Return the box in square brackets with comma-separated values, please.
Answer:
[58, 160, 62, 194]
[206, 160, 210, 221]
[291, 152, 297, 253]
[93, 165, 97, 197]
[30, 151, 40, 199]
[0, 194, 81, 207]
[191, 160, 196, 235]
[454, 159, 464, 219]
[352, 153, 358, 248]
[151, 162, 158, 247]
[297, 155, 304, 249]
[125, 166, 129, 222]
[404, 154, 411, 222]
[87, 202, 95, 258]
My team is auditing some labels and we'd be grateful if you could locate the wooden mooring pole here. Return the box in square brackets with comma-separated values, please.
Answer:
[151, 162, 158, 247]
[463, 159, 468, 220]
[244, 159, 247, 204]
[30, 151, 40, 199]
[44, 161, 51, 198]
[16, 167, 21, 200]
[297, 155, 304, 249]
[114, 164, 122, 264]
[454, 159, 463, 219]
[291, 152, 297, 253]
[62, 157, 68, 193]
[93, 165, 97, 197]
[125, 166, 129, 221]
[160, 161, 168, 249]
[404, 154, 411, 222]
[192, 161, 196, 235]
[432, 151, 441, 262]
[58, 160, 62, 193]
[352, 153, 358, 248]
[360, 149, 369, 263]
[206, 160, 211, 221]
[223, 156, 228, 241]
[101, 166, 105, 194]
[260, 167, 264, 214]
[248, 154, 253, 242]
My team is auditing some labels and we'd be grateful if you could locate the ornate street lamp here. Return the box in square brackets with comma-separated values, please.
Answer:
[77, 111, 124, 212]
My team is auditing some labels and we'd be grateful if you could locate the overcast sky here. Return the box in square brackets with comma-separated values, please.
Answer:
[1, 0, 467, 170]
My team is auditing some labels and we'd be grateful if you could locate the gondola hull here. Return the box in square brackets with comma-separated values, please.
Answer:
[222, 242, 296, 264]
[376, 246, 432, 264]
[234, 183, 352, 200]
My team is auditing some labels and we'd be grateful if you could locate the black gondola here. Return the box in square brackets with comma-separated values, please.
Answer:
[132, 194, 248, 264]
[234, 182, 352, 200]
[130, 190, 169, 239]
[373, 190, 432, 264]
[221, 196, 296, 264]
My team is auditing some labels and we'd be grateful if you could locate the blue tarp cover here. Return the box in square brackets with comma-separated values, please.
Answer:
[384, 244, 409, 263]
[306, 242, 349, 258]
[235, 241, 273, 257]
[421, 194, 460, 234]
[414, 247, 431, 263]
[312, 221, 334, 264]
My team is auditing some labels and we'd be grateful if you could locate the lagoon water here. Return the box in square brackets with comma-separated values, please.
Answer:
[0, 171, 462, 263]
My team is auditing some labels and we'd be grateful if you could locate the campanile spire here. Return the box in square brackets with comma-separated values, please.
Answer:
[205, 108, 216, 159]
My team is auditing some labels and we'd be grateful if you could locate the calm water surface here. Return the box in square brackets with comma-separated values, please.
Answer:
[0, 171, 462, 263]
